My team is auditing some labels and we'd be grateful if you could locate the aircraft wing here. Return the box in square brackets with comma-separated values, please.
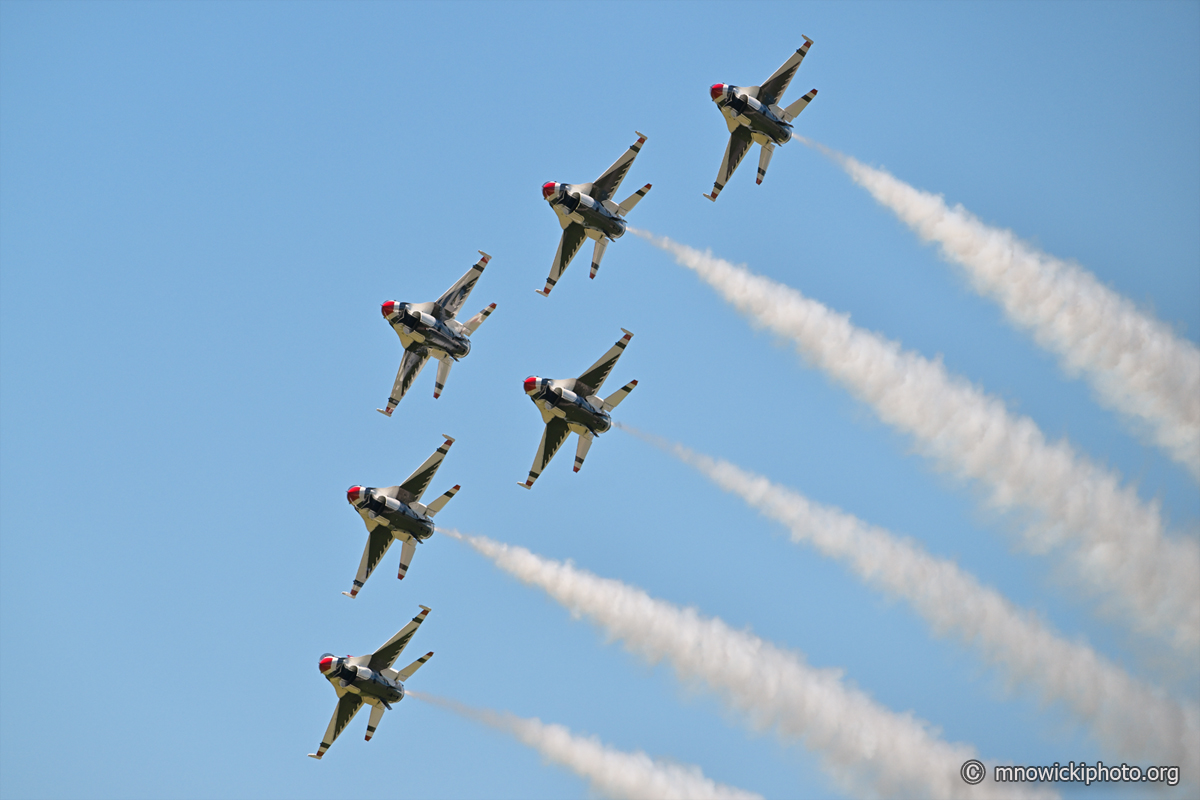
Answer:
[539, 223, 587, 295]
[520, 417, 570, 488]
[395, 434, 455, 504]
[343, 528, 394, 598]
[308, 693, 364, 759]
[758, 37, 813, 106]
[367, 605, 431, 672]
[589, 132, 647, 202]
[379, 350, 428, 416]
[576, 329, 633, 395]
[706, 126, 753, 200]
[434, 251, 492, 319]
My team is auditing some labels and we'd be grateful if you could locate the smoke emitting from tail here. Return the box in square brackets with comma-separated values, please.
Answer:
[802, 138, 1200, 479]
[443, 528, 1055, 799]
[631, 229, 1199, 653]
[617, 424, 1200, 776]
[410, 692, 762, 800]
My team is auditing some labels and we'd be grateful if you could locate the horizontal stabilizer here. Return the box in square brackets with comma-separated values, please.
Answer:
[365, 703, 385, 741]
[617, 183, 652, 216]
[433, 358, 452, 400]
[573, 431, 593, 473]
[424, 485, 460, 517]
[396, 651, 434, 681]
[602, 379, 638, 412]
[464, 303, 496, 334]
[782, 89, 818, 122]
[590, 237, 608, 280]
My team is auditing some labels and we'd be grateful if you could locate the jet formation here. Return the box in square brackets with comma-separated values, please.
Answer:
[520, 329, 637, 488]
[309, 606, 435, 759]
[343, 434, 459, 597]
[314, 38, 820, 761]
[538, 133, 652, 296]
[705, 36, 818, 201]
[377, 251, 496, 417]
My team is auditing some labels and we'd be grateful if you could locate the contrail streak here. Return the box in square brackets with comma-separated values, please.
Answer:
[618, 424, 1200, 777]
[441, 528, 1055, 799]
[410, 692, 762, 800]
[804, 138, 1200, 478]
[631, 229, 1200, 653]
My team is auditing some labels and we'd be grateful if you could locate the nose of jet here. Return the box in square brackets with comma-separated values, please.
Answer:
[381, 301, 397, 318]
[541, 182, 557, 200]
[709, 83, 726, 101]
[347, 486, 365, 504]
[318, 656, 334, 673]
[524, 376, 539, 395]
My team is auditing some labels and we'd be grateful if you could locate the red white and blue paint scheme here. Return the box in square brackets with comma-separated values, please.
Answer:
[519, 329, 637, 489]
[377, 251, 496, 417]
[538, 133, 652, 296]
[343, 435, 459, 597]
[705, 37, 818, 201]
[308, 606, 434, 760]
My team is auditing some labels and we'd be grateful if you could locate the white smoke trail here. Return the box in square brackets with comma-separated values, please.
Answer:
[631, 229, 1200, 653]
[442, 528, 1056, 800]
[411, 692, 762, 800]
[618, 424, 1200, 777]
[805, 138, 1200, 479]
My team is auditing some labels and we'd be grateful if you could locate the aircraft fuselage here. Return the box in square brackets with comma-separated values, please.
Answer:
[321, 656, 405, 705]
[353, 489, 434, 542]
[550, 186, 628, 241]
[384, 301, 472, 360]
[719, 89, 793, 145]
[531, 378, 612, 435]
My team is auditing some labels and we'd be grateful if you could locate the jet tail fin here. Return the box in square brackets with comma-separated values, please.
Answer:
[616, 183, 652, 216]
[781, 88, 818, 123]
[463, 302, 496, 334]
[602, 379, 638, 412]
[424, 485, 460, 517]
[396, 651, 434, 682]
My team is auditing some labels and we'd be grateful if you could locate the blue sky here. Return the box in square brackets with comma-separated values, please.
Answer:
[1, 2, 1196, 798]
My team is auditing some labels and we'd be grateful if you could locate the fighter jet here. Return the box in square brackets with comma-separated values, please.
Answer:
[519, 329, 637, 488]
[538, 133, 652, 296]
[377, 251, 496, 417]
[308, 606, 435, 759]
[704, 37, 818, 201]
[343, 434, 458, 597]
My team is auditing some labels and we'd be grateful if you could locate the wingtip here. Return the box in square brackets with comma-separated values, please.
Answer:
[477, 249, 492, 262]
[488, 302, 497, 309]
[634, 130, 647, 142]
[802, 34, 813, 45]
[517, 481, 532, 490]
[307, 753, 322, 760]
[432, 392, 441, 399]
[341, 591, 357, 598]
[620, 327, 634, 338]
[442, 434, 455, 445]
[451, 484, 461, 491]
[703, 193, 717, 202]
[535, 288, 550, 297]
[419, 605, 432, 613]
[376, 407, 393, 417]
[629, 379, 638, 386]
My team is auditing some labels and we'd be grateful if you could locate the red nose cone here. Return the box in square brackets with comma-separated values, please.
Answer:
[347, 486, 364, 504]
[542, 182, 557, 200]
[319, 657, 333, 673]
[524, 376, 538, 394]
[710, 84, 725, 101]
[381, 301, 396, 317]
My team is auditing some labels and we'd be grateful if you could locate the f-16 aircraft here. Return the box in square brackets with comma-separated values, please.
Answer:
[704, 37, 818, 201]
[519, 329, 637, 488]
[343, 435, 459, 597]
[377, 251, 496, 417]
[308, 606, 434, 759]
[537, 133, 652, 296]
